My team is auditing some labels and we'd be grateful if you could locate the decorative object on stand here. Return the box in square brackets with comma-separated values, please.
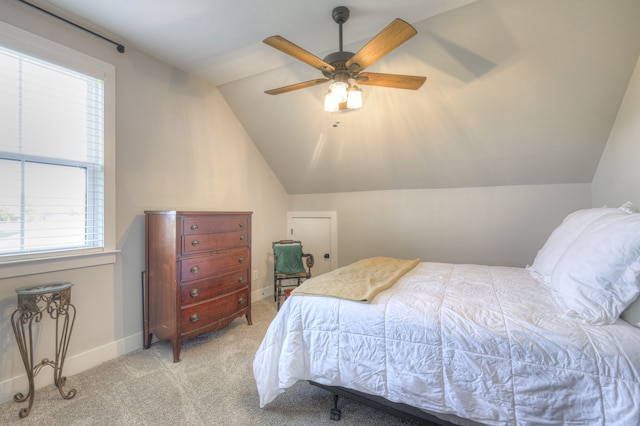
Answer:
[263, 6, 426, 112]
[11, 282, 77, 418]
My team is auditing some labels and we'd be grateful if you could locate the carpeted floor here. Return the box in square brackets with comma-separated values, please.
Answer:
[0, 299, 421, 425]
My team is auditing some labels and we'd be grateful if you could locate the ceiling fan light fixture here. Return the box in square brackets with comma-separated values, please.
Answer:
[329, 80, 348, 103]
[347, 85, 363, 110]
[324, 90, 340, 112]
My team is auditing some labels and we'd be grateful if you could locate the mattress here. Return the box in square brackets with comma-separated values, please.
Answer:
[253, 262, 640, 425]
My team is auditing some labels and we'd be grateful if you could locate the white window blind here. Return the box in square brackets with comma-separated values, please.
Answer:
[0, 45, 105, 257]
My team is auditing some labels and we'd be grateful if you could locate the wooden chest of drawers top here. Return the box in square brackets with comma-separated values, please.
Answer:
[145, 211, 251, 254]
[181, 214, 249, 236]
[180, 214, 250, 258]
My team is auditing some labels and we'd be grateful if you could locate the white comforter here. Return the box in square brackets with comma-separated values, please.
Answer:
[253, 262, 640, 425]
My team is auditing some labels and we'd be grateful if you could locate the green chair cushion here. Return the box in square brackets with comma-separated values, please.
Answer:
[274, 245, 306, 274]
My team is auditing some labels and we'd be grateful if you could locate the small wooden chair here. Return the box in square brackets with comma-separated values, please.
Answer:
[273, 240, 314, 310]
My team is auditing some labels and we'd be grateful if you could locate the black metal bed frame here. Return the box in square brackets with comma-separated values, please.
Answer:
[309, 382, 457, 425]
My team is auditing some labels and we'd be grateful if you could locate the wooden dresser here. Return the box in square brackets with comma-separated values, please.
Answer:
[143, 211, 252, 362]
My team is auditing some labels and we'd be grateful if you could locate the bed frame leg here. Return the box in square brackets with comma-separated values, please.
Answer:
[330, 393, 342, 421]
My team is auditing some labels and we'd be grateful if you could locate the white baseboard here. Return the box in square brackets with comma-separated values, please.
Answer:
[252, 287, 272, 303]
[0, 332, 142, 404]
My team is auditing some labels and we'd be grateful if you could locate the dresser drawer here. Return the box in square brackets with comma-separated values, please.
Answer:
[180, 289, 249, 334]
[180, 247, 249, 282]
[182, 215, 249, 236]
[182, 230, 248, 255]
[180, 270, 248, 305]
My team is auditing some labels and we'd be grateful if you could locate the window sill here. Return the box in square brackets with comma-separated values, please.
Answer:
[0, 250, 119, 279]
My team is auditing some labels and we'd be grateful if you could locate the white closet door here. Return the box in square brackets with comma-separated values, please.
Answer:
[287, 212, 336, 277]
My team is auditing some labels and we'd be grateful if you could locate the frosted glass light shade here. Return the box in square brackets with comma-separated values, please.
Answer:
[329, 81, 348, 103]
[347, 86, 363, 109]
[324, 90, 339, 112]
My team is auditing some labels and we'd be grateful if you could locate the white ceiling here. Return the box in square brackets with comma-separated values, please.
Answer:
[37, 0, 477, 85]
[36, 0, 640, 194]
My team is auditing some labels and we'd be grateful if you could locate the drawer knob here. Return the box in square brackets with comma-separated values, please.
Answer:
[190, 288, 200, 298]
[190, 265, 200, 274]
[190, 313, 200, 323]
[190, 224, 198, 231]
[191, 240, 200, 246]
[238, 297, 245, 305]
[238, 277, 245, 283]
[238, 257, 245, 264]
[239, 223, 244, 228]
[240, 235, 245, 241]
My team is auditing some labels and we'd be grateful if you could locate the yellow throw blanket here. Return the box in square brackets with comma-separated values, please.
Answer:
[291, 257, 420, 302]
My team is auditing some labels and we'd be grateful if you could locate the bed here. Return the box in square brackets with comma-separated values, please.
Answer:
[253, 204, 640, 425]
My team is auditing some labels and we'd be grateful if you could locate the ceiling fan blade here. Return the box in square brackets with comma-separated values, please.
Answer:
[346, 19, 417, 73]
[265, 78, 330, 95]
[356, 72, 426, 90]
[264, 36, 335, 73]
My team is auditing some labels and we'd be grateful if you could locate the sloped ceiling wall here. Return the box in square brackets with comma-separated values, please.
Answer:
[30, 0, 640, 195]
[219, 0, 640, 194]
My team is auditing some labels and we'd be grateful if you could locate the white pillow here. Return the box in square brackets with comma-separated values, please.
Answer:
[619, 200, 638, 214]
[529, 207, 622, 284]
[551, 212, 640, 325]
[622, 297, 640, 328]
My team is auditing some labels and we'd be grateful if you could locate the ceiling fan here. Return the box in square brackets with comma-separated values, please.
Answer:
[263, 6, 426, 111]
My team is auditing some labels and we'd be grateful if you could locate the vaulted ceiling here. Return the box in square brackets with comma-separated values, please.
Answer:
[37, 0, 640, 194]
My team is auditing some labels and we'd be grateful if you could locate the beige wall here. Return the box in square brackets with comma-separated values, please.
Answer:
[0, 2, 288, 403]
[289, 184, 591, 268]
[288, 53, 640, 273]
[592, 55, 640, 208]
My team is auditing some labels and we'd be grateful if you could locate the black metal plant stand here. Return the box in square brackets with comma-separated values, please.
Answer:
[11, 282, 77, 418]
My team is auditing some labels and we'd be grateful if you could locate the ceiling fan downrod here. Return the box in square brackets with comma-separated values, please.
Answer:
[332, 6, 350, 52]
[323, 6, 355, 82]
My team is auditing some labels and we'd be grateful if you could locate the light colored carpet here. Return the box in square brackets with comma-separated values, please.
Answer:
[0, 300, 421, 425]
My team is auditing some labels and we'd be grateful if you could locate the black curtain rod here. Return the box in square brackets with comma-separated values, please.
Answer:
[17, 0, 125, 53]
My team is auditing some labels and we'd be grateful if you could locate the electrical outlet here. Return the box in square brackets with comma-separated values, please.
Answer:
[253, 269, 258, 280]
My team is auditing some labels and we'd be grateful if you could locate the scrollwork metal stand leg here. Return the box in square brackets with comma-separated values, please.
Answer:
[10, 282, 77, 418]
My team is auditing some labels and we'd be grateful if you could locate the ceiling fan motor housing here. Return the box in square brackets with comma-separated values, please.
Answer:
[322, 51, 355, 80]
[323, 6, 356, 80]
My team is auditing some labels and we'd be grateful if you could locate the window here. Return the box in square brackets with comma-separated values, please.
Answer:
[0, 21, 115, 270]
